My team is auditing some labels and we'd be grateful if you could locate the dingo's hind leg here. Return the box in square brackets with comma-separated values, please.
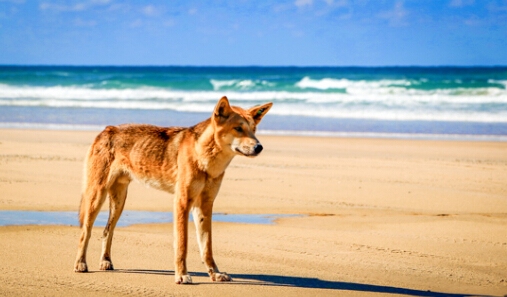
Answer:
[99, 174, 130, 270]
[74, 127, 116, 273]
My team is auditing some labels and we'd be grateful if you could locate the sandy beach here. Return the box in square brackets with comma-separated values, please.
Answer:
[0, 128, 506, 296]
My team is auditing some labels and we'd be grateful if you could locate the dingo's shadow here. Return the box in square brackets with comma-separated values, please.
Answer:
[111, 269, 489, 297]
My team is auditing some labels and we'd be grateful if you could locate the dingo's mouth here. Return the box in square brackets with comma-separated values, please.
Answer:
[235, 148, 257, 157]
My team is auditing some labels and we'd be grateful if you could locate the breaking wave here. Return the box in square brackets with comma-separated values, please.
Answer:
[1, 83, 506, 123]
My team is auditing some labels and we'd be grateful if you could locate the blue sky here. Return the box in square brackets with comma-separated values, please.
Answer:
[0, 0, 506, 66]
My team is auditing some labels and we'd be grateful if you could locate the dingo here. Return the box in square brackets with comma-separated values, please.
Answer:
[74, 96, 272, 284]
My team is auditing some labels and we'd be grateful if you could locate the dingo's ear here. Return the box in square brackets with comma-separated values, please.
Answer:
[249, 102, 273, 125]
[214, 96, 233, 121]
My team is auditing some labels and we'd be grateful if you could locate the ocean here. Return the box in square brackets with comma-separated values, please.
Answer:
[1, 66, 506, 140]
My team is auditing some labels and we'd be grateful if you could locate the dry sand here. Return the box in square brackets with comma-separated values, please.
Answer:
[0, 128, 506, 296]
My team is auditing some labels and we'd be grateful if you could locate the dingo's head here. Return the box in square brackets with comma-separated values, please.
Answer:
[212, 96, 272, 157]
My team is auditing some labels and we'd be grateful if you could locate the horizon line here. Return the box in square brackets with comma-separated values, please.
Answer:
[1, 64, 507, 68]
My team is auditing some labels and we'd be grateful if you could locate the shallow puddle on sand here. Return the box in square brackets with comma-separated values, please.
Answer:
[0, 210, 300, 227]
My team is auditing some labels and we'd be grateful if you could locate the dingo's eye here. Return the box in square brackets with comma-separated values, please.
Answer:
[234, 127, 243, 133]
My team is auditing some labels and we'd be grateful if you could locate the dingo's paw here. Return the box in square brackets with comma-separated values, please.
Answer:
[99, 260, 114, 270]
[74, 261, 88, 273]
[211, 272, 232, 282]
[175, 274, 193, 284]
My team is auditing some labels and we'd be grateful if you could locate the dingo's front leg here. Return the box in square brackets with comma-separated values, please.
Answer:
[193, 206, 231, 282]
[192, 175, 231, 282]
[173, 175, 205, 285]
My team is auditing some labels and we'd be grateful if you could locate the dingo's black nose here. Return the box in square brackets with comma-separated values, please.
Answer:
[254, 144, 263, 154]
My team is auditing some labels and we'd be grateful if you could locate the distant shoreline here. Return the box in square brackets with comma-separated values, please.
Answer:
[2, 65, 507, 69]
[1, 124, 506, 142]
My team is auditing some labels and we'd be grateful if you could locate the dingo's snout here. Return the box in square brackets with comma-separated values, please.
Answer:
[234, 138, 264, 157]
[254, 143, 263, 155]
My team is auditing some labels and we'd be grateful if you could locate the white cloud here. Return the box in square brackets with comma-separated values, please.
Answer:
[273, 3, 292, 13]
[74, 18, 97, 27]
[295, 0, 313, 8]
[463, 15, 481, 26]
[130, 19, 142, 28]
[292, 30, 305, 37]
[142, 5, 158, 17]
[90, 0, 111, 4]
[324, 0, 348, 7]
[378, 1, 409, 27]
[39, 2, 86, 12]
[0, 0, 26, 4]
[164, 19, 176, 27]
[449, 0, 475, 8]
[315, 0, 349, 16]
[39, 0, 112, 12]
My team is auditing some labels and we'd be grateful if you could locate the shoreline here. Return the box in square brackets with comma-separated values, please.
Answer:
[0, 129, 506, 296]
[1, 123, 506, 142]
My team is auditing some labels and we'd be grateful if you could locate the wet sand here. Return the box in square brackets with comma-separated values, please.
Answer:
[0, 129, 506, 296]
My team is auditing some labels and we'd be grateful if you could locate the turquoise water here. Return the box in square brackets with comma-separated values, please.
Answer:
[1, 66, 506, 138]
[0, 210, 300, 227]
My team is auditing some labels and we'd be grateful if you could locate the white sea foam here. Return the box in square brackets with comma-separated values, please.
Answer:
[258, 130, 507, 142]
[488, 79, 507, 88]
[1, 83, 506, 103]
[210, 79, 274, 90]
[210, 79, 238, 90]
[269, 103, 507, 123]
[1, 84, 506, 123]
[295, 77, 412, 90]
